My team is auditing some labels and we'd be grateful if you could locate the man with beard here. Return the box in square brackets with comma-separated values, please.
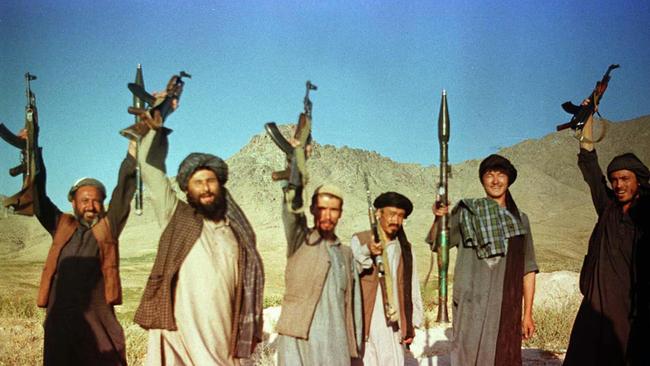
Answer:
[133, 128, 264, 365]
[563, 109, 650, 366]
[429, 154, 538, 366]
[350, 192, 424, 366]
[35, 139, 137, 365]
[276, 183, 362, 365]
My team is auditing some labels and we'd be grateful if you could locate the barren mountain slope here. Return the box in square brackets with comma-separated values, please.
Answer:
[1, 116, 648, 276]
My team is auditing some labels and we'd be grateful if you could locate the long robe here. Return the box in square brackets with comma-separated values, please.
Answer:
[36, 154, 136, 366]
[145, 220, 239, 365]
[564, 149, 645, 365]
[277, 240, 357, 366]
[444, 206, 537, 366]
[350, 235, 424, 366]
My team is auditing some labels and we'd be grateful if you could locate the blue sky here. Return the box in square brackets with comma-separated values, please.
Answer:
[1, 0, 649, 209]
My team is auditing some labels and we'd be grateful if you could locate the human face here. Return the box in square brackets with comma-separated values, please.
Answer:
[72, 186, 104, 224]
[610, 169, 639, 205]
[312, 194, 343, 237]
[481, 169, 509, 203]
[378, 206, 406, 239]
[187, 169, 220, 207]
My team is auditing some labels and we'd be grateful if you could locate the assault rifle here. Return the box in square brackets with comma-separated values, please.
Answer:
[363, 173, 393, 325]
[265, 81, 317, 184]
[126, 65, 145, 215]
[120, 70, 191, 140]
[0, 73, 41, 215]
[556, 64, 619, 134]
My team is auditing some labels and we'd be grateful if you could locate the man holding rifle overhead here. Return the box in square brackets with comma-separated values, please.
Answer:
[130, 76, 264, 365]
[35, 137, 137, 366]
[563, 102, 649, 366]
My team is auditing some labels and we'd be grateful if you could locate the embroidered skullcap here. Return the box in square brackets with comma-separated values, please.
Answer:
[68, 177, 106, 202]
[314, 183, 344, 203]
[177, 153, 228, 191]
[479, 154, 517, 186]
[373, 192, 413, 218]
[607, 153, 650, 190]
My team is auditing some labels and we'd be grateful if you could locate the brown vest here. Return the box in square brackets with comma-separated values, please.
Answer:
[37, 213, 121, 307]
[276, 230, 359, 357]
[355, 230, 415, 341]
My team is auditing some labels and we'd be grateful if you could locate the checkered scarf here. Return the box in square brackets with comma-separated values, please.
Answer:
[225, 190, 265, 358]
[458, 197, 526, 259]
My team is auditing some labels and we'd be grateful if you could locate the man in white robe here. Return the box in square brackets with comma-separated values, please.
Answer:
[351, 191, 423, 366]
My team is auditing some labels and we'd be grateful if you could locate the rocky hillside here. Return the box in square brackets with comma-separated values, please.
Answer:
[1, 116, 648, 274]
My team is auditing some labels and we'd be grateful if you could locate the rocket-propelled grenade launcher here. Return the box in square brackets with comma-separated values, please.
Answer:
[0, 73, 41, 215]
[435, 90, 451, 323]
[556, 64, 619, 135]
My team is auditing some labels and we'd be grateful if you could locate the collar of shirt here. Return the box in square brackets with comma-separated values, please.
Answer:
[307, 228, 341, 247]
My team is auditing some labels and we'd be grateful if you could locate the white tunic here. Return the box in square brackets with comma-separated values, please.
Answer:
[145, 219, 240, 366]
[351, 235, 424, 366]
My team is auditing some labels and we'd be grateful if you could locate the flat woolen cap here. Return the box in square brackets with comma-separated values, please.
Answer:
[607, 153, 650, 189]
[68, 177, 106, 202]
[374, 191, 413, 218]
[314, 183, 344, 204]
[479, 154, 517, 185]
[177, 153, 228, 191]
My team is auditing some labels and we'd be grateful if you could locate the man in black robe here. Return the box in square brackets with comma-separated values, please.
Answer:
[563, 112, 649, 366]
[36, 140, 137, 365]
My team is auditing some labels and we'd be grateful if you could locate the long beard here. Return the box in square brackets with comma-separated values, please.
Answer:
[187, 191, 227, 222]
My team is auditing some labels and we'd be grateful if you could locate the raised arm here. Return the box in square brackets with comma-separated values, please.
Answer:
[281, 185, 308, 257]
[577, 107, 612, 216]
[34, 152, 62, 235]
[138, 129, 179, 227]
[105, 140, 137, 238]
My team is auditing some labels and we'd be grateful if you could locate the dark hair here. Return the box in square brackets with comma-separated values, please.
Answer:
[479, 154, 517, 186]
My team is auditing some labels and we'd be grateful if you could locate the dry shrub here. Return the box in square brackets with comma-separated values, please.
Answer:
[524, 296, 581, 352]
[0, 294, 44, 365]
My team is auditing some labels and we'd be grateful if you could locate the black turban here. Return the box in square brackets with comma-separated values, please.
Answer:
[373, 192, 413, 218]
[607, 153, 650, 190]
[479, 154, 517, 185]
[177, 153, 228, 191]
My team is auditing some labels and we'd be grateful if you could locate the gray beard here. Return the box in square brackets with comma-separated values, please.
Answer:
[75, 213, 100, 228]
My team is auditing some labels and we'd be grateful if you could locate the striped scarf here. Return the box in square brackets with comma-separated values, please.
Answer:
[225, 190, 265, 358]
